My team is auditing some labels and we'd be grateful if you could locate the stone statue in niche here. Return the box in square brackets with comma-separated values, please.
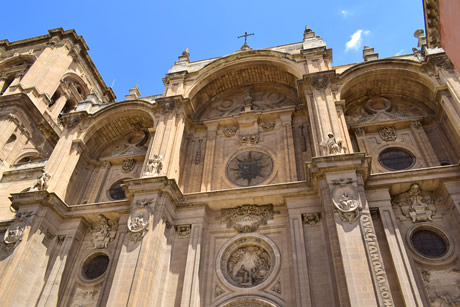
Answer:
[28, 171, 51, 191]
[90, 214, 118, 249]
[392, 183, 438, 222]
[227, 245, 271, 287]
[321, 133, 345, 155]
[144, 154, 163, 176]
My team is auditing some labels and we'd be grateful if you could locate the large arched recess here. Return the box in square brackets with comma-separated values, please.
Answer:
[81, 101, 155, 158]
[338, 59, 439, 113]
[186, 50, 303, 116]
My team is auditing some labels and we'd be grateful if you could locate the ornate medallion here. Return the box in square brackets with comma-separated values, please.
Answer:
[226, 151, 273, 187]
[217, 235, 280, 290]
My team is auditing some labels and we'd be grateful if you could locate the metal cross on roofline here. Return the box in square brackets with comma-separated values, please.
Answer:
[237, 32, 254, 45]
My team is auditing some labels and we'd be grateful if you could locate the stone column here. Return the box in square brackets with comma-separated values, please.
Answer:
[410, 121, 439, 167]
[287, 202, 312, 307]
[180, 223, 203, 307]
[142, 101, 186, 183]
[303, 72, 348, 157]
[366, 189, 424, 307]
[107, 193, 172, 306]
[36, 220, 86, 307]
[50, 94, 68, 119]
[86, 161, 112, 203]
[201, 123, 217, 192]
[280, 112, 298, 181]
[439, 94, 460, 137]
[308, 154, 395, 306]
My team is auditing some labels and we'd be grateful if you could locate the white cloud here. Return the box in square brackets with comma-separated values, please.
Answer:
[345, 29, 370, 52]
[341, 10, 350, 17]
[395, 49, 404, 56]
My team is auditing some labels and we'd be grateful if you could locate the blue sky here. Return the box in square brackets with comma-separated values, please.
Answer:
[0, 0, 425, 100]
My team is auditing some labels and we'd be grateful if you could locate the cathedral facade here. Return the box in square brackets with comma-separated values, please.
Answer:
[0, 27, 459, 306]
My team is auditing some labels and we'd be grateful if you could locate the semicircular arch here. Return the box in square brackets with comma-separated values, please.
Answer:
[338, 60, 438, 112]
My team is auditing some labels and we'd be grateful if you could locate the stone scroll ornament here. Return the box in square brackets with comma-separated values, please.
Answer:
[331, 179, 362, 223]
[391, 183, 439, 223]
[127, 199, 151, 242]
[221, 204, 276, 233]
[3, 211, 33, 249]
[89, 214, 118, 249]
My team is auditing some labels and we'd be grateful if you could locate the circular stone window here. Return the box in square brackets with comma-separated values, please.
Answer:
[82, 254, 110, 280]
[378, 148, 415, 171]
[108, 181, 126, 200]
[217, 235, 280, 290]
[411, 229, 448, 258]
[226, 151, 273, 187]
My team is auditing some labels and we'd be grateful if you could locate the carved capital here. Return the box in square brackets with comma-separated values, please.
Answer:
[261, 121, 276, 131]
[302, 212, 321, 225]
[175, 224, 191, 237]
[223, 127, 238, 137]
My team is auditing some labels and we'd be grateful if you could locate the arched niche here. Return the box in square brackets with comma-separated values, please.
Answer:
[187, 58, 302, 119]
[65, 105, 154, 205]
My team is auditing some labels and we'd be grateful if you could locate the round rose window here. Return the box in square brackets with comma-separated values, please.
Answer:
[226, 151, 273, 187]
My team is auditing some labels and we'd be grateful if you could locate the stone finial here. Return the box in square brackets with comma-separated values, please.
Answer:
[304, 25, 315, 40]
[414, 29, 427, 48]
[178, 48, 190, 62]
[363, 46, 379, 61]
[125, 85, 140, 100]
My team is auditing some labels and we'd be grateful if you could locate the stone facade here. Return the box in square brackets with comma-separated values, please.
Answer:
[0, 27, 460, 306]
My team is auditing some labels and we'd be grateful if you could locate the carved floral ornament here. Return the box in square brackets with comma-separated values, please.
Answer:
[239, 133, 259, 145]
[221, 204, 277, 233]
[331, 178, 362, 223]
[89, 214, 118, 249]
[391, 183, 439, 223]
[223, 127, 238, 138]
[127, 199, 152, 242]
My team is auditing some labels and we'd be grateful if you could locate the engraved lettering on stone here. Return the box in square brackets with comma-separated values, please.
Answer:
[223, 127, 238, 137]
[28, 171, 51, 191]
[361, 214, 394, 306]
[221, 204, 276, 233]
[239, 134, 259, 145]
[379, 126, 397, 141]
[261, 121, 276, 131]
[302, 212, 320, 225]
[122, 158, 136, 173]
[90, 214, 118, 249]
[175, 224, 191, 237]
[391, 183, 439, 223]
[320, 133, 345, 156]
[144, 154, 163, 176]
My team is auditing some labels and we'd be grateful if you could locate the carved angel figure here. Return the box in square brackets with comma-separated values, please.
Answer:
[144, 154, 163, 176]
[28, 172, 51, 192]
[392, 183, 437, 222]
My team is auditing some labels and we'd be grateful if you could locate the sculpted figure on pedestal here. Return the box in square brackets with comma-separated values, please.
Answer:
[321, 133, 345, 155]
[144, 154, 163, 176]
[28, 172, 51, 191]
